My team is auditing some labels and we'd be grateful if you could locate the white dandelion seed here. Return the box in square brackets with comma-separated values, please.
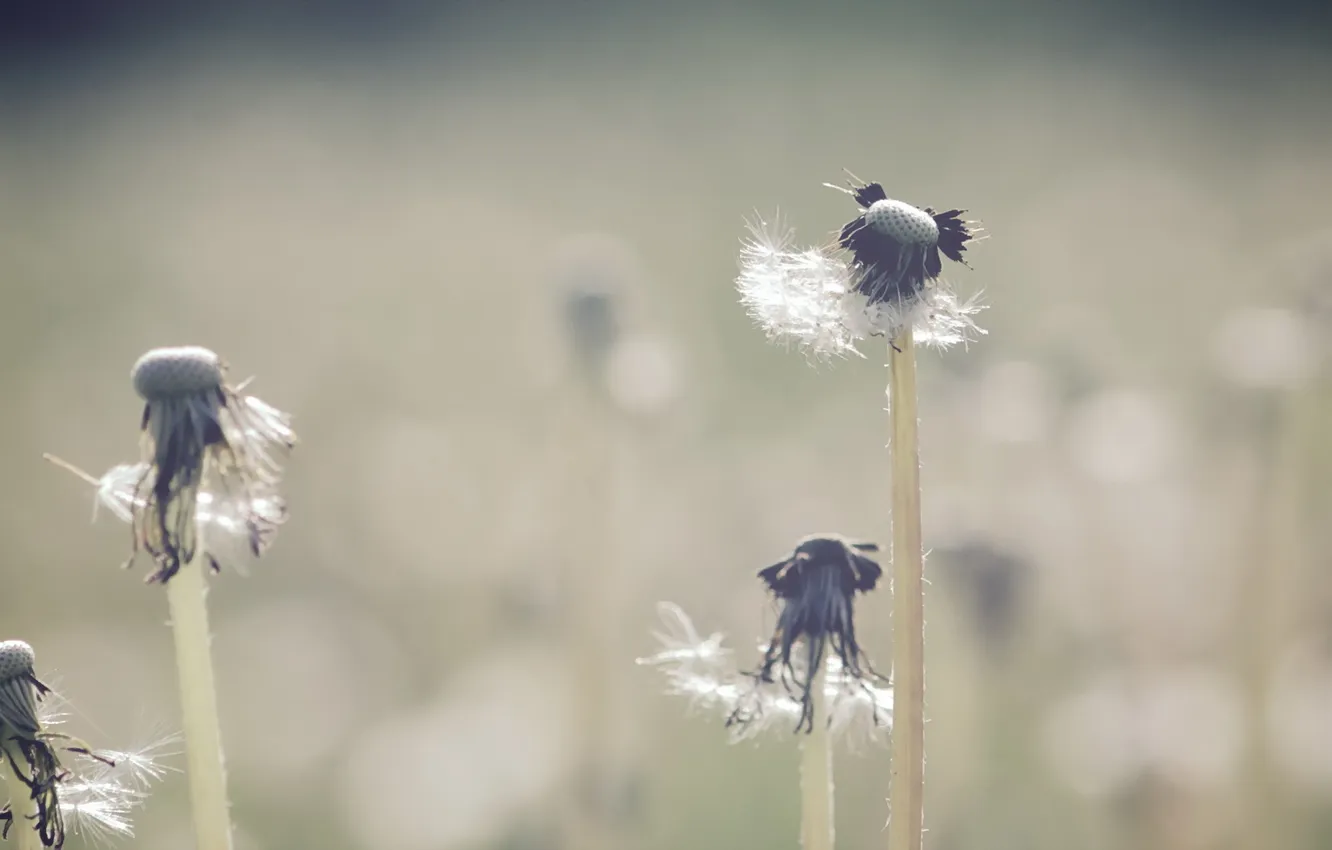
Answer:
[637, 602, 892, 745]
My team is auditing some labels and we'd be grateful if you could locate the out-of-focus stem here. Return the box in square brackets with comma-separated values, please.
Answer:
[887, 330, 925, 850]
[1238, 386, 1312, 850]
[2, 738, 42, 850]
[166, 489, 234, 850]
[800, 657, 834, 850]
[562, 384, 619, 850]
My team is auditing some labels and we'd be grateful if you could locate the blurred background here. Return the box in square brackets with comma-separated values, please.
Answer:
[2, 1, 1332, 848]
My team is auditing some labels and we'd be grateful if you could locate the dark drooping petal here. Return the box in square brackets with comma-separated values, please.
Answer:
[726, 535, 886, 734]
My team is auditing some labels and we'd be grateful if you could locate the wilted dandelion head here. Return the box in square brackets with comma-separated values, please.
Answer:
[0, 640, 172, 848]
[735, 181, 985, 360]
[125, 346, 296, 583]
[729, 534, 887, 734]
[833, 177, 976, 304]
[564, 289, 619, 374]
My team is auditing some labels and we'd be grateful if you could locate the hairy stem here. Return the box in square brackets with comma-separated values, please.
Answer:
[800, 656, 834, 850]
[1, 739, 42, 850]
[887, 331, 925, 850]
[166, 506, 234, 850]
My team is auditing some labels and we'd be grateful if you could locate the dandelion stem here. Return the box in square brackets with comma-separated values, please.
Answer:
[165, 485, 234, 850]
[887, 330, 925, 850]
[1238, 385, 1312, 850]
[1, 739, 42, 850]
[800, 656, 834, 850]
[561, 383, 620, 850]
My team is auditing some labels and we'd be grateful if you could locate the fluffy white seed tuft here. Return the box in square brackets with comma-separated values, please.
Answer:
[638, 603, 892, 743]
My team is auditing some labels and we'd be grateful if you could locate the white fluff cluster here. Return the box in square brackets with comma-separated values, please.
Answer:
[12, 691, 179, 844]
[636, 602, 892, 744]
[46, 456, 283, 576]
[736, 216, 985, 361]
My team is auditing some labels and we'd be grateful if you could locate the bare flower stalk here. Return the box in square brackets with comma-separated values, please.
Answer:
[800, 657, 834, 850]
[1237, 383, 1314, 850]
[563, 392, 618, 850]
[887, 330, 925, 850]
[167, 459, 233, 850]
[1, 738, 42, 850]
[558, 280, 626, 850]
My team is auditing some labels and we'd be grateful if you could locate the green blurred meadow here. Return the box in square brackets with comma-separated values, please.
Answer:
[2, 2, 1332, 848]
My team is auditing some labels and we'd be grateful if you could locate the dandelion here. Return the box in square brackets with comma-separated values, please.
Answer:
[126, 346, 295, 584]
[733, 177, 986, 850]
[831, 177, 976, 305]
[729, 534, 887, 735]
[46, 345, 297, 850]
[0, 640, 174, 849]
[640, 536, 890, 850]
[736, 186, 983, 361]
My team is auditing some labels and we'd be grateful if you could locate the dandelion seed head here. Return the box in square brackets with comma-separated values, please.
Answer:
[736, 208, 984, 360]
[0, 641, 36, 682]
[119, 346, 296, 582]
[0, 640, 44, 737]
[865, 199, 939, 246]
[131, 346, 224, 400]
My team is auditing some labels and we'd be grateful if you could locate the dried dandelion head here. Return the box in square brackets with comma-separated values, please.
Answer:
[735, 179, 985, 360]
[0, 641, 173, 848]
[833, 178, 976, 304]
[127, 346, 296, 583]
[730, 534, 887, 734]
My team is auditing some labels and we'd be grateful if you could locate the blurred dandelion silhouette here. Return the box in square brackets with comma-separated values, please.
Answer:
[0, 640, 175, 848]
